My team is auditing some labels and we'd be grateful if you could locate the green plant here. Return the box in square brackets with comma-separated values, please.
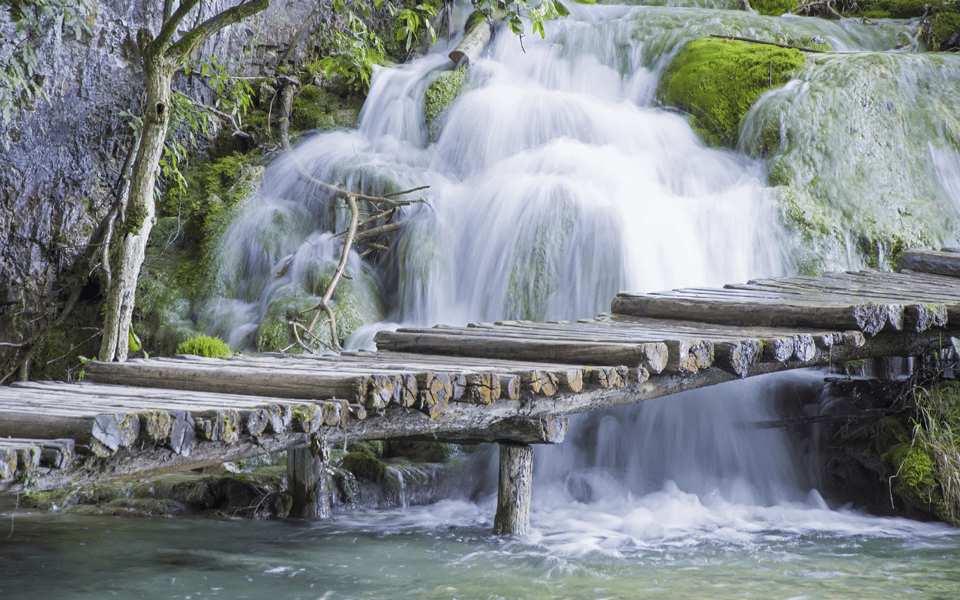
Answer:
[176, 335, 232, 358]
[910, 381, 960, 525]
[0, 0, 93, 123]
[396, 4, 438, 53]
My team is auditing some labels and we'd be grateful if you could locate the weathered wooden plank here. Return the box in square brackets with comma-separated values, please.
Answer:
[898, 248, 960, 278]
[611, 293, 914, 336]
[85, 359, 378, 408]
[374, 330, 668, 374]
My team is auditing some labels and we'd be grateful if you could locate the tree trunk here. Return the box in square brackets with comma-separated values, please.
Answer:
[98, 0, 270, 362]
[100, 42, 171, 362]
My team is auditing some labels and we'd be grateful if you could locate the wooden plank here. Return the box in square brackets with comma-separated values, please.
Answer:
[374, 329, 668, 374]
[611, 293, 911, 336]
[898, 248, 960, 278]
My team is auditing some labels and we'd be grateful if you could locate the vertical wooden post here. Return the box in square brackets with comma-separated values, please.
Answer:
[287, 437, 330, 519]
[493, 442, 533, 535]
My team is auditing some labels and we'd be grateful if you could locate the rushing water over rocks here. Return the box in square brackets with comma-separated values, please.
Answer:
[8, 3, 960, 597]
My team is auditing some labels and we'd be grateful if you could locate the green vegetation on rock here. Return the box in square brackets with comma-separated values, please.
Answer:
[339, 451, 388, 481]
[423, 67, 468, 141]
[749, 0, 797, 16]
[658, 37, 807, 147]
[176, 335, 232, 358]
[742, 52, 960, 272]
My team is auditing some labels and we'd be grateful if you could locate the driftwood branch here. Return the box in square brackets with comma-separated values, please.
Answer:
[708, 33, 829, 53]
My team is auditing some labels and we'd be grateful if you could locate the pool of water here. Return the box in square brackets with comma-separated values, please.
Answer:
[4, 490, 960, 600]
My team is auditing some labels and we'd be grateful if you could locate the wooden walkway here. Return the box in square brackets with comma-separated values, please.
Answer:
[3, 248, 960, 500]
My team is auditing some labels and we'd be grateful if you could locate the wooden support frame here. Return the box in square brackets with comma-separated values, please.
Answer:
[493, 442, 533, 535]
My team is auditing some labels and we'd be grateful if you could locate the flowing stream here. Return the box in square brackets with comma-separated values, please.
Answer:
[6, 3, 960, 598]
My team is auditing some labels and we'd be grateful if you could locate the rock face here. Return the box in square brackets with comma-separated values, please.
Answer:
[0, 1, 315, 362]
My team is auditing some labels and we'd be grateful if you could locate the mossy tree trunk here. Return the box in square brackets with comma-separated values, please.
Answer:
[99, 0, 270, 362]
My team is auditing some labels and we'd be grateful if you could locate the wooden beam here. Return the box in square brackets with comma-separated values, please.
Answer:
[493, 443, 533, 535]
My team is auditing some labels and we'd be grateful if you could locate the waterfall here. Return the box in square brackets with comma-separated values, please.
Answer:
[197, 3, 960, 537]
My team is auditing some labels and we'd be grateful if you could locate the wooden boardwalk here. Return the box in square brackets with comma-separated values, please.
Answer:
[3, 248, 960, 503]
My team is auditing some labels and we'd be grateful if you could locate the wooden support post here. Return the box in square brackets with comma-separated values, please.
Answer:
[287, 436, 330, 519]
[493, 442, 533, 535]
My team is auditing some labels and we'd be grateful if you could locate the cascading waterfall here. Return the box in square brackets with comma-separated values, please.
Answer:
[197, 2, 960, 544]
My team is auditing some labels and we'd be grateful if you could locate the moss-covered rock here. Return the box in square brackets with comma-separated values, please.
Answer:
[423, 67, 468, 142]
[384, 440, 454, 463]
[750, 0, 798, 16]
[23, 467, 292, 519]
[291, 84, 363, 131]
[883, 442, 944, 517]
[339, 451, 388, 482]
[176, 335, 232, 358]
[658, 37, 807, 147]
[742, 52, 960, 271]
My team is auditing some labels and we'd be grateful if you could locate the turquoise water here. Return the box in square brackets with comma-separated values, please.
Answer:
[4, 502, 960, 599]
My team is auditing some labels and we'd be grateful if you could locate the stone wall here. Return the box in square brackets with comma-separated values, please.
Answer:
[0, 1, 317, 366]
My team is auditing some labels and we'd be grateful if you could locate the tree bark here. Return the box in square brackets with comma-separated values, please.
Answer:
[99, 0, 270, 362]
[493, 442, 533, 535]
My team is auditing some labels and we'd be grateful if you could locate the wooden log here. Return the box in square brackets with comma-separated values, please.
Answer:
[493, 443, 533, 535]
[246, 407, 271, 437]
[292, 405, 324, 434]
[664, 339, 713, 374]
[448, 8, 503, 67]
[194, 417, 219, 442]
[587, 365, 626, 388]
[288, 440, 330, 519]
[793, 334, 816, 363]
[611, 292, 909, 335]
[84, 359, 376, 406]
[462, 372, 496, 405]
[0, 438, 76, 471]
[139, 410, 173, 444]
[905, 303, 948, 333]
[715, 340, 762, 378]
[348, 403, 368, 420]
[169, 410, 196, 457]
[366, 374, 398, 410]
[0, 448, 16, 480]
[499, 374, 520, 400]
[762, 337, 794, 363]
[268, 405, 294, 433]
[897, 248, 960, 278]
[416, 372, 453, 418]
[40, 439, 75, 469]
[374, 330, 666, 373]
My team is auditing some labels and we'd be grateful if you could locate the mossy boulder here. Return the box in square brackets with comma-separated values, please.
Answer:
[291, 84, 363, 131]
[384, 440, 453, 463]
[423, 67, 468, 141]
[882, 442, 944, 517]
[339, 451, 388, 482]
[742, 52, 960, 271]
[750, 0, 798, 15]
[658, 37, 807, 147]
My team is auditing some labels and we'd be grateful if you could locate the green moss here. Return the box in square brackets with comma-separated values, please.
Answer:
[876, 417, 910, 452]
[423, 67, 468, 141]
[339, 451, 388, 482]
[883, 442, 944, 516]
[176, 335, 232, 358]
[933, 12, 960, 48]
[291, 85, 362, 131]
[345, 440, 384, 458]
[749, 0, 797, 16]
[658, 38, 807, 148]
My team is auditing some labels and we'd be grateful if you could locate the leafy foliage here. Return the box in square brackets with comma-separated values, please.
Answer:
[0, 0, 93, 123]
[396, 4, 438, 53]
